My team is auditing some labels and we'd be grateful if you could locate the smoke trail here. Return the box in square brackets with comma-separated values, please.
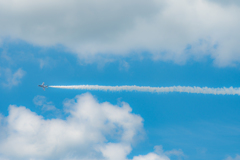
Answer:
[49, 85, 240, 95]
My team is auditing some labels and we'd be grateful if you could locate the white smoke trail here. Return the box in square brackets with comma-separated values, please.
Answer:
[49, 85, 240, 95]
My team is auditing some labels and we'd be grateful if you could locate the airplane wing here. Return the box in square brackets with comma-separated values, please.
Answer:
[43, 88, 45, 91]
[42, 82, 44, 85]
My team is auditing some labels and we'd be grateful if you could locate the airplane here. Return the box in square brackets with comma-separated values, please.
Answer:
[38, 82, 48, 91]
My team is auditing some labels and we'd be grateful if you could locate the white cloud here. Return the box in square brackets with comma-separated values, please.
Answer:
[133, 145, 185, 160]
[133, 153, 170, 160]
[0, 93, 143, 159]
[98, 143, 132, 160]
[0, 93, 184, 160]
[225, 155, 240, 160]
[0, 68, 26, 88]
[0, 0, 240, 66]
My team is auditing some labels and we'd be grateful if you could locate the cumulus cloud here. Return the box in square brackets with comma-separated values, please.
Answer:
[0, 0, 240, 66]
[0, 68, 26, 88]
[0, 93, 184, 160]
[0, 93, 143, 159]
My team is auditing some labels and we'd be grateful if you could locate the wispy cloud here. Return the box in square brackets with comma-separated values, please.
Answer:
[33, 95, 56, 111]
[49, 85, 240, 96]
[225, 154, 240, 160]
[0, 68, 26, 88]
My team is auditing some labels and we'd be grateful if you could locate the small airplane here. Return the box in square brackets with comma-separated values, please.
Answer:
[38, 82, 48, 91]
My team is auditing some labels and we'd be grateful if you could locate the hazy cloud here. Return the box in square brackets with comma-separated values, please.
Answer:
[208, 0, 240, 6]
[33, 95, 57, 111]
[0, 68, 26, 88]
[119, 60, 130, 71]
[225, 155, 240, 160]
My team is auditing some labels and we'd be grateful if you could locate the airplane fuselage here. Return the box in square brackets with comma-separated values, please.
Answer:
[38, 82, 48, 90]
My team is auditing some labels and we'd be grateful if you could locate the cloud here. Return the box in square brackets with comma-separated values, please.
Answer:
[0, 0, 240, 66]
[208, 0, 240, 6]
[119, 60, 130, 71]
[0, 93, 184, 160]
[33, 95, 57, 111]
[133, 153, 170, 160]
[0, 93, 143, 159]
[133, 145, 185, 160]
[98, 143, 132, 160]
[225, 155, 240, 160]
[0, 68, 26, 88]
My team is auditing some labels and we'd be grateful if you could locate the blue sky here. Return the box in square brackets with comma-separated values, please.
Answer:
[1, 0, 240, 160]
